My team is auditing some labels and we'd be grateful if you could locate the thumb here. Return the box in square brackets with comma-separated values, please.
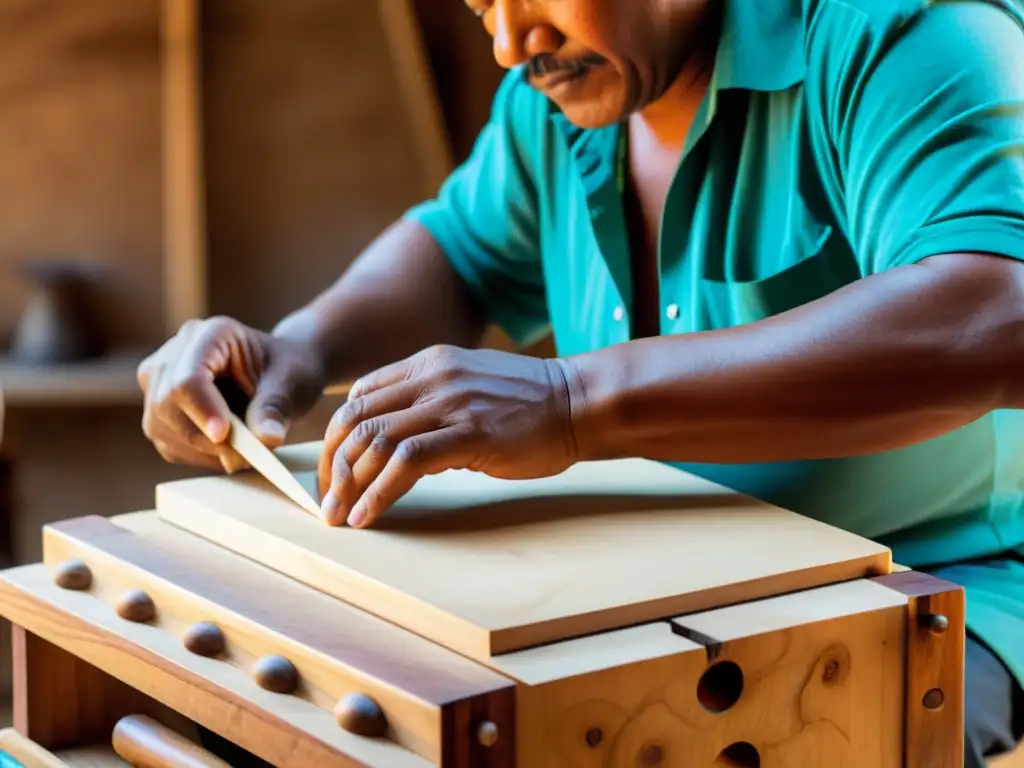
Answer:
[246, 366, 298, 448]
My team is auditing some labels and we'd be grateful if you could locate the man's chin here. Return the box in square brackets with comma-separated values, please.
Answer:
[549, 97, 625, 130]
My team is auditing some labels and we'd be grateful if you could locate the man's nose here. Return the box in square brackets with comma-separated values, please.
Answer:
[489, 0, 563, 69]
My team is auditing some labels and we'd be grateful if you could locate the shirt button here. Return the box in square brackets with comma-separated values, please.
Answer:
[612, 306, 625, 322]
[666, 304, 680, 320]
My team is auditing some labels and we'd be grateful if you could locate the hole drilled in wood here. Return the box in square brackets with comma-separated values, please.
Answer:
[697, 660, 744, 713]
[716, 742, 761, 768]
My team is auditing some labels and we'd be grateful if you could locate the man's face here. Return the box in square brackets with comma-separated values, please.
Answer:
[467, 0, 710, 128]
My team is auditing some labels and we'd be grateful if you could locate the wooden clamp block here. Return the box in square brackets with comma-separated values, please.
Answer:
[0, 454, 966, 766]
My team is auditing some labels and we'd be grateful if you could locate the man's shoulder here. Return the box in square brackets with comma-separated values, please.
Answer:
[803, 0, 1023, 47]
[800, 0, 1024, 89]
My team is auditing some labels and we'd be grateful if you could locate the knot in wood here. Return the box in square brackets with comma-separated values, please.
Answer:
[253, 655, 299, 694]
[637, 744, 665, 767]
[115, 589, 156, 623]
[922, 688, 945, 710]
[819, 644, 851, 688]
[586, 727, 604, 748]
[182, 621, 226, 657]
[334, 693, 387, 737]
[53, 559, 92, 590]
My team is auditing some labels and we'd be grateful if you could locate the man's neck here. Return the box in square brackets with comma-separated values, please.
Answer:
[633, 35, 717, 150]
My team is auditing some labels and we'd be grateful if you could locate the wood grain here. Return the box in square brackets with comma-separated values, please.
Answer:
[492, 579, 906, 768]
[873, 571, 966, 768]
[162, 0, 207, 333]
[156, 454, 891, 659]
[43, 512, 516, 766]
[0, 727, 70, 768]
[12, 626, 152, 752]
[0, 564, 433, 768]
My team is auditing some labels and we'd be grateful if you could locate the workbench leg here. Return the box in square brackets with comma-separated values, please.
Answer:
[873, 571, 966, 768]
[12, 624, 151, 750]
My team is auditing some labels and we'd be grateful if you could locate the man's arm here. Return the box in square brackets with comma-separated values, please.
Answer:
[568, 251, 1024, 463]
[569, 1, 1024, 464]
[271, 219, 489, 387]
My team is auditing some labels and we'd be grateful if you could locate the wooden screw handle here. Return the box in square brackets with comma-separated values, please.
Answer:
[112, 715, 230, 768]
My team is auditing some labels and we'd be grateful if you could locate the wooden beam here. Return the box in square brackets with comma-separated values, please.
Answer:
[378, 0, 455, 197]
[162, 0, 207, 335]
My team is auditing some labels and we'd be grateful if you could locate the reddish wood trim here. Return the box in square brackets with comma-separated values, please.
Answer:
[872, 571, 966, 768]
[12, 625, 152, 751]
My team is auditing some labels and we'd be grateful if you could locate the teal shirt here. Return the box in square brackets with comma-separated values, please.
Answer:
[405, 0, 1024, 683]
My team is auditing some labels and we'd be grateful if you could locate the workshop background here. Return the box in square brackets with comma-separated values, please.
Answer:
[0, 0, 539, 721]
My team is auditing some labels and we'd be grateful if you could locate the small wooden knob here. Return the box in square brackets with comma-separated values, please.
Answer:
[53, 559, 92, 590]
[115, 589, 156, 623]
[253, 655, 299, 694]
[925, 613, 949, 634]
[183, 622, 226, 657]
[477, 721, 499, 747]
[334, 693, 387, 737]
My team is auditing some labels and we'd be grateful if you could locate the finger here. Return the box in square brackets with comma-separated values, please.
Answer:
[167, 331, 235, 444]
[152, 438, 225, 471]
[322, 405, 441, 526]
[347, 357, 416, 400]
[147, 407, 248, 472]
[317, 379, 422, 501]
[347, 427, 471, 529]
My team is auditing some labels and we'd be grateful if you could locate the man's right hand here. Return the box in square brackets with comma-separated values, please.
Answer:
[137, 316, 327, 473]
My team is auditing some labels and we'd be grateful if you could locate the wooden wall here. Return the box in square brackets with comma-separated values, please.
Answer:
[0, 0, 506, 566]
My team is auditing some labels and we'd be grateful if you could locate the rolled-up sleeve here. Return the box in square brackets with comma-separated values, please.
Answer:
[404, 70, 550, 347]
[811, 0, 1024, 275]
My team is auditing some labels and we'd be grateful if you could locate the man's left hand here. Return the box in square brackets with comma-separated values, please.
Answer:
[317, 345, 580, 528]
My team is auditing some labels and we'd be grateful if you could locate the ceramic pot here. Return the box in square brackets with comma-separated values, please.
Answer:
[9, 259, 107, 364]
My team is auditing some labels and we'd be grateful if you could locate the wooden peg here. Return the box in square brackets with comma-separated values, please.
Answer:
[477, 721, 499, 747]
[182, 622, 225, 657]
[115, 589, 156, 623]
[53, 559, 92, 590]
[252, 655, 299, 694]
[333, 693, 387, 737]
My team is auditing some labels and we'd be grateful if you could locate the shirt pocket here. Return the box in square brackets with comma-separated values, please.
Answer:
[698, 224, 862, 328]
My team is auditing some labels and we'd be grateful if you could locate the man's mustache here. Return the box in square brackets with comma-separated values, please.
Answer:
[527, 52, 607, 79]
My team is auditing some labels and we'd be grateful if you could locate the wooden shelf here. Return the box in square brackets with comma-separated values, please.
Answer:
[0, 351, 149, 407]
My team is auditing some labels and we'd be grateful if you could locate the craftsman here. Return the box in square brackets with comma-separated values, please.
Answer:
[138, 0, 1024, 763]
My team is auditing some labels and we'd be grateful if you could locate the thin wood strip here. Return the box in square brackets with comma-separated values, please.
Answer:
[43, 513, 516, 766]
[0, 564, 432, 768]
[0, 727, 70, 768]
[873, 571, 966, 768]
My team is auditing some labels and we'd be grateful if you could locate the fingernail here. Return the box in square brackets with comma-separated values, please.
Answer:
[257, 420, 286, 443]
[206, 416, 229, 443]
[320, 489, 339, 524]
[347, 506, 366, 528]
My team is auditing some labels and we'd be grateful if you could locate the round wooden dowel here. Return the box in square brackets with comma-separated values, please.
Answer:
[115, 589, 156, 623]
[53, 559, 92, 590]
[333, 693, 387, 737]
[252, 655, 299, 694]
[182, 622, 226, 657]
[477, 721, 499, 748]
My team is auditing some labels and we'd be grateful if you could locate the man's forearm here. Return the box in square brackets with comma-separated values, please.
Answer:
[272, 219, 489, 385]
[566, 252, 1024, 463]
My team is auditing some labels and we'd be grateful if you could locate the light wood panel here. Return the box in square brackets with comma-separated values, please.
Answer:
[41, 512, 515, 766]
[155, 452, 891, 660]
[0, 564, 433, 768]
[0, 728, 71, 768]
[491, 578, 907, 767]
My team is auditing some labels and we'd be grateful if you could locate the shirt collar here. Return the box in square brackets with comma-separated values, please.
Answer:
[712, 0, 808, 93]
